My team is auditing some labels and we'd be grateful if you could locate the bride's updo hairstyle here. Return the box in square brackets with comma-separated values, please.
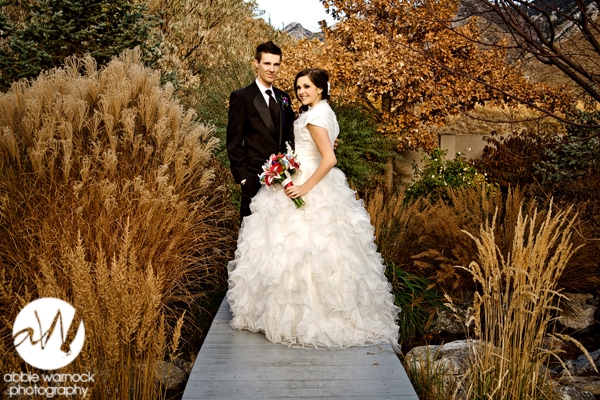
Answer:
[294, 68, 330, 113]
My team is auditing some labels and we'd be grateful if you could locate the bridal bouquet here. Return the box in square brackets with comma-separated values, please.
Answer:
[258, 142, 305, 208]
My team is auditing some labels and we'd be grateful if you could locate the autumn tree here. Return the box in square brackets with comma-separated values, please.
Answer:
[148, 0, 288, 91]
[454, 0, 599, 110]
[0, 0, 160, 90]
[144, 0, 290, 165]
[279, 0, 571, 149]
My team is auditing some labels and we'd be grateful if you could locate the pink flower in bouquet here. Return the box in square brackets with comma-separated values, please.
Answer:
[262, 172, 275, 187]
[258, 142, 305, 208]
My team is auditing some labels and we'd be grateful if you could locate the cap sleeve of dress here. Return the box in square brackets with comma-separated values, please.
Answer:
[305, 111, 326, 129]
[300, 102, 339, 140]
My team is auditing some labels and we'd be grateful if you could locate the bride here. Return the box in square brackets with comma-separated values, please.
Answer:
[227, 68, 401, 350]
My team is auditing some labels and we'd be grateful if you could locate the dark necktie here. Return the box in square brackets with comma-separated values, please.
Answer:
[265, 89, 280, 135]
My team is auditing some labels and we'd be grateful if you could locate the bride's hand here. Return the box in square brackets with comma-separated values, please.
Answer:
[285, 184, 310, 199]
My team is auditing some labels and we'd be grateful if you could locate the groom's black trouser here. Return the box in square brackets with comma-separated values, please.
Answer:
[240, 175, 261, 223]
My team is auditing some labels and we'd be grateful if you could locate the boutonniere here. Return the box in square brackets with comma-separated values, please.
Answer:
[279, 95, 290, 109]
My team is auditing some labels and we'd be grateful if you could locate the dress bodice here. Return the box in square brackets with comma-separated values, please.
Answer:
[293, 100, 339, 166]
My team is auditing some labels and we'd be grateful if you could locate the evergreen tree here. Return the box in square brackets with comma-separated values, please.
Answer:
[0, 0, 160, 90]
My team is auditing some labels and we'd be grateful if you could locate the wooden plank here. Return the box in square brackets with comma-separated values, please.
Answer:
[190, 355, 401, 367]
[199, 346, 395, 356]
[182, 296, 419, 399]
[184, 380, 415, 398]
[185, 379, 412, 391]
[190, 365, 408, 381]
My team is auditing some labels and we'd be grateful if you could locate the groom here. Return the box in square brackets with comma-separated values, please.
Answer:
[226, 41, 295, 221]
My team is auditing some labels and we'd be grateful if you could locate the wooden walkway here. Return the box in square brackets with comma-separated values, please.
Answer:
[182, 297, 419, 399]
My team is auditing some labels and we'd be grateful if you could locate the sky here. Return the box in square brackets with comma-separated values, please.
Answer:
[253, 0, 336, 32]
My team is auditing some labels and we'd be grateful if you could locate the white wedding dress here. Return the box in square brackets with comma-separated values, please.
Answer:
[227, 100, 400, 349]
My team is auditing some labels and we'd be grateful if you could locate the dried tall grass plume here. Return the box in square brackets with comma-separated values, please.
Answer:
[0, 48, 237, 398]
[459, 202, 596, 399]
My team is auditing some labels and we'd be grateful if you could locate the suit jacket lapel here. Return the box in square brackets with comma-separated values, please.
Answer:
[252, 93, 276, 135]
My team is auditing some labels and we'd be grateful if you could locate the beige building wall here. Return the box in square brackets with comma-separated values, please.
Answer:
[397, 133, 507, 180]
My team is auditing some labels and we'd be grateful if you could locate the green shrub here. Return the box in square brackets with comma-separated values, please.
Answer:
[404, 148, 488, 204]
[0, 0, 160, 90]
[536, 112, 600, 280]
[333, 104, 397, 192]
[386, 261, 445, 344]
[184, 62, 256, 168]
[536, 110, 600, 200]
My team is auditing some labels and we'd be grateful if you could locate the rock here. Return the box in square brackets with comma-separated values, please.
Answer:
[172, 356, 195, 375]
[559, 377, 600, 395]
[574, 381, 600, 395]
[436, 309, 467, 334]
[154, 361, 186, 390]
[546, 378, 562, 390]
[406, 339, 494, 375]
[555, 349, 600, 379]
[282, 23, 324, 41]
[433, 292, 474, 334]
[406, 340, 586, 399]
[405, 339, 496, 400]
[555, 385, 595, 400]
[544, 337, 583, 363]
[558, 293, 598, 331]
[571, 349, 600, 376]
[434, 291, 598, 333]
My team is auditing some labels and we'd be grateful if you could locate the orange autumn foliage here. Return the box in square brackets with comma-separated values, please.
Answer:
[279, 0, 572, 149]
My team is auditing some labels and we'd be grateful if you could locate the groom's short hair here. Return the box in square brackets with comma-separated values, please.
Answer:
[255, 41, 282, 62]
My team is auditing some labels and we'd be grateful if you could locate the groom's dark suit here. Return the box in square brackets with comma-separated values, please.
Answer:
[227, 81, 295, 220]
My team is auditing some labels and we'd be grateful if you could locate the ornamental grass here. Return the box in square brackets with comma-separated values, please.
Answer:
[366, 184, 596, 294]
[374, 183, 598, 398]
[461, 202, 596, 399]
[0, 48, 237, 398]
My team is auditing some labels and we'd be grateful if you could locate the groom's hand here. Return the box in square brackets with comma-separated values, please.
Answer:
[333, 139, 339, 151]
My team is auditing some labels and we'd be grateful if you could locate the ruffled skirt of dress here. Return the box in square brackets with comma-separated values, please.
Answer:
[227, 164, 401, 349]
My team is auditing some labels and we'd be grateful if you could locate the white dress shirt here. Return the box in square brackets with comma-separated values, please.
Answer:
[255, 78, 278, 105]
